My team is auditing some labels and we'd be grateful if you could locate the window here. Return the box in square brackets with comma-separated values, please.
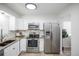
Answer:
[63, 21, 71, 36]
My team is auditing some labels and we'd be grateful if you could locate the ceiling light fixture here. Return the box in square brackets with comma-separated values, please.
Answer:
[25, 3, 37, 10]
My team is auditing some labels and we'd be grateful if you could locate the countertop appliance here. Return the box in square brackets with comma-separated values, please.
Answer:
[44, 23, 60, 54]
[15, 31, 24, 37]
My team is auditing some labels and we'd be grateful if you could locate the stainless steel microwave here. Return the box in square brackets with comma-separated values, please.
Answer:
[28, 23, 39, 30]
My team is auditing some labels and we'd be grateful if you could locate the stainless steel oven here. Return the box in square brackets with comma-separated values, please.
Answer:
[28, 39, 38, 47]
[27, 32, 39, 52]
[27, 38, 39, 52]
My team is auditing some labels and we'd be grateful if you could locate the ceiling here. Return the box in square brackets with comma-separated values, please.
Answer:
[3, 3, 70, 16]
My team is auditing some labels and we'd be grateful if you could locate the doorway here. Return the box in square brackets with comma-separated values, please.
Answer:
[62, 21, 71, 55]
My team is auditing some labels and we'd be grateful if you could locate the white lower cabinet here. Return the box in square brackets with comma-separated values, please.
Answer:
[4, 41, 19, 56]
[20, 39, 26, 52]
[39, 38, 44, 52]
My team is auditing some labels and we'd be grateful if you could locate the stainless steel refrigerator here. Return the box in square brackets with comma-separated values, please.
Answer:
[44, 23, 60, 54]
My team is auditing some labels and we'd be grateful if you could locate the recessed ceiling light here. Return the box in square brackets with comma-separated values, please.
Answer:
[25, 3, 37, 10]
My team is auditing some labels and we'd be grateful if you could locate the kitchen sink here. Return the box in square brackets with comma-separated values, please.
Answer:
[0, 40, 15, 46]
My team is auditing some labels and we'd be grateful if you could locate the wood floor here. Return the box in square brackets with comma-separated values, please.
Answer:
[19, 48, 71, 56]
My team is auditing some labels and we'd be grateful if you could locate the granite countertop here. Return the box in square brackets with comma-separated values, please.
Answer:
[0, 40, 17, 51]
[0, 36, 26, 51]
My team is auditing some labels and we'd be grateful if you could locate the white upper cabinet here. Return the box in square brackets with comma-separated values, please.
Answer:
[39, 23, 43, 30]
[9, 16, 15, 30]
[16, 19, 25, 30]
[15, 19, 44, 30]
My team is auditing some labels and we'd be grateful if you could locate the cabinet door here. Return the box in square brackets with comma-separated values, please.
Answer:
[40, 23, 43, 30]
[4, 45, 13, 56]
[16, 19, 24, 30]
[39, 38, 44, 52]
[9, 16, 15, 30]
[20, 39, 26, 52]
[4, 41, 19, 56]
[13, 41, 19, 56]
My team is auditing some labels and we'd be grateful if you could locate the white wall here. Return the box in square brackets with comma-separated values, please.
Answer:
[70, 4, 79, 56]
[58, 3, 79, 56]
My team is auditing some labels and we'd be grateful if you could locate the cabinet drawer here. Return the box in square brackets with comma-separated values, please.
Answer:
[4, 41, 19, 56]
